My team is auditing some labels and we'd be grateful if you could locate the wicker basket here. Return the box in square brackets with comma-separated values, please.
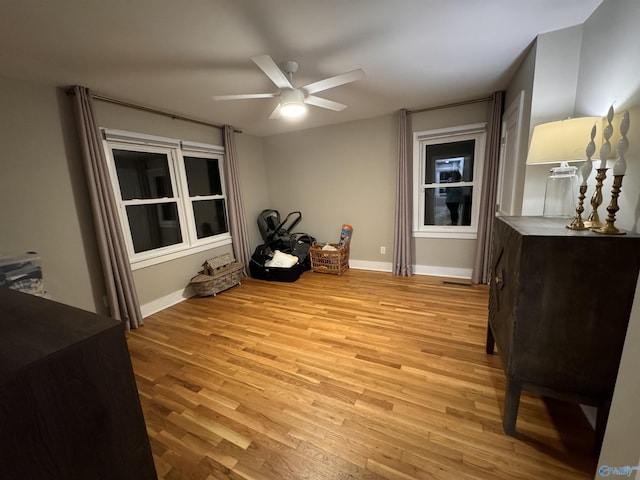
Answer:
[309, 244, 349, 275]
[189, 274, 217, 297]
[190, 253, 244, 296]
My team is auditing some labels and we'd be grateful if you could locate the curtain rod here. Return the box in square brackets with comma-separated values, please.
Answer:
[407, 96, 492, 115]
[89, 93, 242, 133]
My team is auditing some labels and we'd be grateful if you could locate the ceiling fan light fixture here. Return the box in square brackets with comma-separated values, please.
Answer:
[212, 55, 365, 120]
[280, 88, 307, 118]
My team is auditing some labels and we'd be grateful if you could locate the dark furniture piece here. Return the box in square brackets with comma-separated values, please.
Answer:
[486, 216, 640, 447]
[0, 288, 157, 480]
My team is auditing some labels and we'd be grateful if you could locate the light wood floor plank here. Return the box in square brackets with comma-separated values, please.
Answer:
[127, 269, 597, 479]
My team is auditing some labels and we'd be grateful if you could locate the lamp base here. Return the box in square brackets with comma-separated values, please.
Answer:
[543, 165, 578, 218]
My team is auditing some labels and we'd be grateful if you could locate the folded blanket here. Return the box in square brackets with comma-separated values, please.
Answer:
[265, 250, 298, 268]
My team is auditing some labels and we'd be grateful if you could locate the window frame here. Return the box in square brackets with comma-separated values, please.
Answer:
[103, 129, 231, 270]
[413, 123, 486, 239]
[178, 149, 229, 245]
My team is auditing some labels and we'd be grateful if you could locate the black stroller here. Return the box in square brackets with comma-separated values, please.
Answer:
[250, 209, 315, 281]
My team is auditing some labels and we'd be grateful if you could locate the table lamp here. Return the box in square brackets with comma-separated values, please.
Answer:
[527, 117, 601, 217]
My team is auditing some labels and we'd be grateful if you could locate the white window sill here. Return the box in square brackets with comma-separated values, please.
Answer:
[131, 236, 232, 270]
[413, 230, 477, 240]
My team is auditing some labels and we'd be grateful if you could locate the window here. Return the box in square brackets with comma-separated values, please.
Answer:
[413, 123, 486, 239]
[103, 129, 230, 269]
[183, 155, 228, 239]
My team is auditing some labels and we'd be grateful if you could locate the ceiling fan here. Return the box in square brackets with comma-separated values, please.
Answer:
[212, 55, 366, 119]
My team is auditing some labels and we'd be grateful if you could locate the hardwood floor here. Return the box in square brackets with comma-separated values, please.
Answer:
[126, 269, 597, 480]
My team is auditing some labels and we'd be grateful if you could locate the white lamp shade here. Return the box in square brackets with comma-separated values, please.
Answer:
[280, 89, 307, 118]
[527, 117, 602, 165]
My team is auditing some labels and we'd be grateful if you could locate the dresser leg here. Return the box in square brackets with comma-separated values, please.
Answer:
[485, 323, 495, 354]
[503, 378, 521, 435]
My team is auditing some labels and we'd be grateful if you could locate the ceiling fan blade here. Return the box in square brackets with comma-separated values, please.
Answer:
[303, 69, 366, 95]
[304, 95, 347, 112]
[251, 55, 293, 90]
[212, 93, 277, 101]
[269, 104, 282, 119]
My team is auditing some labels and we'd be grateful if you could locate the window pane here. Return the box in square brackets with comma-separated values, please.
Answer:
[192, 199, 228, 238]
[424, 140, 475, 184]
[113, 150, 173, 200]
[184, 157, 222, 196]
[125, 203, 182, 253]
[424, 186, 473, 226]
[423, 189, 436, 225]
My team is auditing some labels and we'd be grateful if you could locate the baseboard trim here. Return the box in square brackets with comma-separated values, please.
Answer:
[349, 260, 392, 272]
[141, 286, 195, 318]
[350, 260, 472, 280]
[413, 264, 472, 280]
[141, 262, 473, 317]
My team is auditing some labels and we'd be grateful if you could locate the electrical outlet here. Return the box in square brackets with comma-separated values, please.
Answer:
[380, 246, 386, 255]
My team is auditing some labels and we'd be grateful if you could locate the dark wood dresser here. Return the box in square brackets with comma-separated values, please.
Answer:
[0, 288, 157, 480]
[486, 216, 640, 445]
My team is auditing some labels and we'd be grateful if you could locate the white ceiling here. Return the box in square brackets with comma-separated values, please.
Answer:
[0, 0, 602, 137]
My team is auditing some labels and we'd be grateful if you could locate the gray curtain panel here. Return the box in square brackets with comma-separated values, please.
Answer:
[223, 125, 252, 275]
[472, 91, 505, 284]
[393, 109, 413, 276]
[70, 86, 143, 329]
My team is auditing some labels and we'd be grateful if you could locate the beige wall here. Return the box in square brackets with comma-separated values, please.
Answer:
[573, 0, 639, 234]
[132, 246, 234, 315]
[263, 102, 489, 276]
[95, 101, 224, 145]
[0, 77, 105, 313]
[263, 115, 397, 266]
[599, 276, 640, 478]
[531, 25, 583, 126]
[235, 132, 270, 250]
[503, 41, 536, 216]
[521, 25, 585, 216]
